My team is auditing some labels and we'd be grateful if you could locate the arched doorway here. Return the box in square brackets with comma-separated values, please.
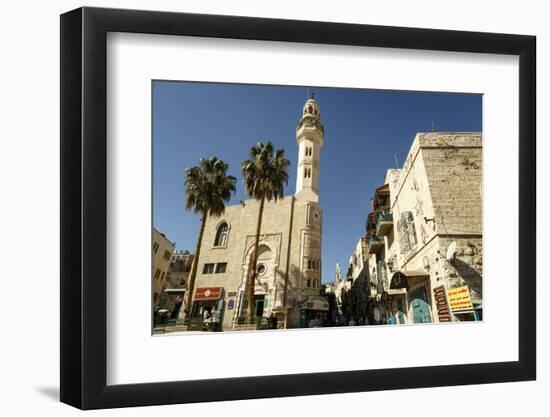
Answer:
[237, 243, 277, 320]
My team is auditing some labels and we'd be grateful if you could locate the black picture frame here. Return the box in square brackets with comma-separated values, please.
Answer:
[60, 6, 536, 410]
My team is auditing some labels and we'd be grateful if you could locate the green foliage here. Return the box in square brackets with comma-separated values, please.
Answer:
[241, 141, 291, 202]
[184, 156, 237, 216]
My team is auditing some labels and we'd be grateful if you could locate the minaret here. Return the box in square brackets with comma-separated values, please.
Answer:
[335, 262, 341, 285]
[295, 93, 324, 202]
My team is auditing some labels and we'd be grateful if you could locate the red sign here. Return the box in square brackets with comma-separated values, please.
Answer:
[194, 287, 223, 301]
[433, 285, 451, 322]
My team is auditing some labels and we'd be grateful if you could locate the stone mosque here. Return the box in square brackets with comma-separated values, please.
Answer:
[188, 96, 326, 329]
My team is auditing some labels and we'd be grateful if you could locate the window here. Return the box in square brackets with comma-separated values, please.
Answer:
[214, 222, 229, 247]
[154, 268, 161, 279]
[397, 211, 418, 254]
[215, 263, 227, 274]
[163, 250, 171, 260]
[153, 242, 159, 253]
[306, 259, 321, 271]
[160, 271, 165, 281]
[202, 263, 215, 274]
[307, 279, 311, 288]
[257, 263, 266, 275]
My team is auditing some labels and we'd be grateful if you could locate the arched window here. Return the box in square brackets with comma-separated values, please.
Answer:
[214, 222, 229, 246]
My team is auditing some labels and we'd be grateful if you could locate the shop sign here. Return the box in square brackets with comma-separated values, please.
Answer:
[433, 285, 451, 322]
[195, 287, 223, 301]
[227, 299, 235, 310]
[447, 285, 473, 312]
[228, 291, 237, 297]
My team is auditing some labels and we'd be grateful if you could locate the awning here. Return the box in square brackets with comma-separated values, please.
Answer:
[374, 183, 389, 195]
[302, 296, 329, 311]
[164, 288, 186, 294]
[390, 270, 429, 289]
[386, 288, 407, 296]
[394, 270, 427, 278]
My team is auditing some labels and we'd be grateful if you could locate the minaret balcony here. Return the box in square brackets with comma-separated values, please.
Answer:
[297, 119, 324, 135]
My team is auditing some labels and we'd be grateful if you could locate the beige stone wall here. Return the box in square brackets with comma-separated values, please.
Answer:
[389, 132, 481, 262]
[189, 97, 325, 329]
[423, 148, 482, 235]
[152, 229, 175, 305]
[381, 132, 482, 323]
[191, 194, 322, 329]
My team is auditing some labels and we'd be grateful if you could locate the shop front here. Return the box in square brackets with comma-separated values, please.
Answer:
[300, 296, 330, 328]
[390, 270, 432, 324]
[163, 288, 186, 325]
[384, 288, 408, 324]
[447, 285, 482, 322]
[190, 287, 225, 331]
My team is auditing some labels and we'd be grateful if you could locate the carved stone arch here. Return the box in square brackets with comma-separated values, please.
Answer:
[243, 239, 278, 266]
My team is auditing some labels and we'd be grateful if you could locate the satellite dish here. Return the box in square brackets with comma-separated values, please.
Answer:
[446, 241, 457, 262]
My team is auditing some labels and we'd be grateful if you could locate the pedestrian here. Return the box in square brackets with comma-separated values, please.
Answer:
[170, 295, 183, 319]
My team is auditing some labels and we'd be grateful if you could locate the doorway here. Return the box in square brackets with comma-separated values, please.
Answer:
[409, 286, 432, 324]
[255, 295, 265, 317]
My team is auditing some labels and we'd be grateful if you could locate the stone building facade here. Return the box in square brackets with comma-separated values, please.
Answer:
[340, 238, 370, 323]
[152, 228, 176, 305]
[158, 250, 194, 314]
[189, 97, 325, 330]
[365, 132, 483, 324]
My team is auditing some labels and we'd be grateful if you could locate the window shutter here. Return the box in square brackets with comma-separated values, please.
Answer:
[406, 211, 417, 247]
[398, 212, 411, 254]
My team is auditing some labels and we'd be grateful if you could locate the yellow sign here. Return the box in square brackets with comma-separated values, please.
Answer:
[447, 285, 473, 312]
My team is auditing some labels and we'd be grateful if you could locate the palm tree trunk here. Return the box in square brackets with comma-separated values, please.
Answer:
[247, 196, 265, 322]
[184, 212, 207, 324]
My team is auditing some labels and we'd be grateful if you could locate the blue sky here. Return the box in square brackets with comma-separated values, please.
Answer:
[153, 81, 482, 283]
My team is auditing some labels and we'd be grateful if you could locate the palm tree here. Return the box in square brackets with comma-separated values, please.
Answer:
[184, 157, 236, 322]
[241, 142, 290, 322]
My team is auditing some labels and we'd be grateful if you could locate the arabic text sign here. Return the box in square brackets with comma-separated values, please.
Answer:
[447, 285, 473, 311]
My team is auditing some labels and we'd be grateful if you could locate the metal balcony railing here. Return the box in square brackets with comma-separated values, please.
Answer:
[376, 211, 393, 236]
[367, 234, 384, 254]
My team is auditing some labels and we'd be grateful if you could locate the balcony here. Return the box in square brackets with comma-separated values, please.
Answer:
[367, 234, 384, 254]
[376, 211, 393, 236]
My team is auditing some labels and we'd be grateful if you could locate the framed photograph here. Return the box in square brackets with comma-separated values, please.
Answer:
[60, 6, 536, 409]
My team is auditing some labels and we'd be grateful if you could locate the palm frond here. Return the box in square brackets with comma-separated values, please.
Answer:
[184, 156, 237, 217]
[241, 141, 291, 202]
